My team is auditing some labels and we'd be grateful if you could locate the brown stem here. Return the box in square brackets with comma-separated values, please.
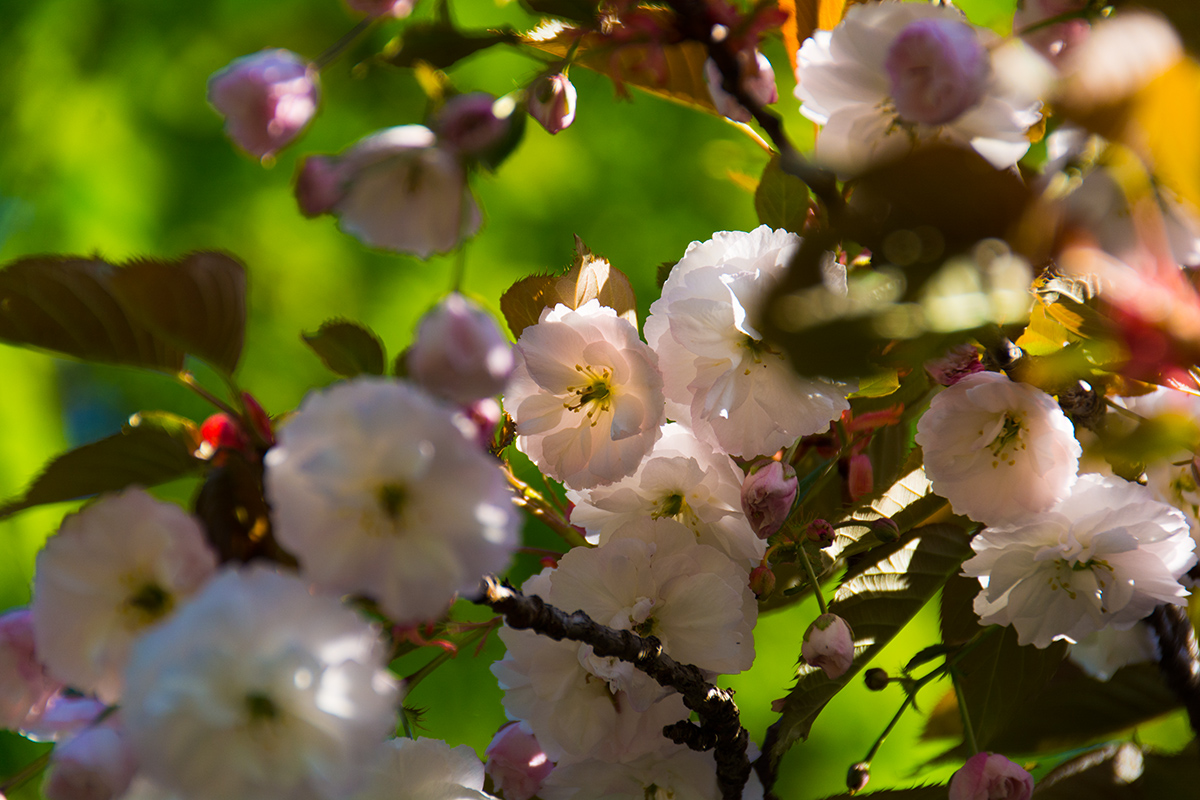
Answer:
[475, 576, 751, 800]
[1147, 604, 1200, 736]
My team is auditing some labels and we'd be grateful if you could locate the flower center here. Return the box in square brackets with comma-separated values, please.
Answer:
[653, 492, 686, 520]
[245, 691, 279, 723]
[1047, 557, 1115, 606]
[644, 784, 675, 800]
[987, 413, 1026, 466]
[377, 483, 408, 520]
[564, 365, 615, 425]
[124, 581, 173, 625]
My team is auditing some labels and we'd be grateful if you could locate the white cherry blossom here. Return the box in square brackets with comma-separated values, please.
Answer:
[540, 743, 765, 800]
[915, 371, 1081, 526]
[352, 737, 496, 800]
[122, 567, 399, 800]
[492, 571, 689, 765]
[963, 474, 1196, 648]
[264, 377, 519, 625]
[644, 227, 852, 459]
[794, 1, 1041, 174]
[32, 489, 218, 704]
[506, 300, 666, 489]
[1068, 624, 1158, 681]
[566, 422, 765, 568]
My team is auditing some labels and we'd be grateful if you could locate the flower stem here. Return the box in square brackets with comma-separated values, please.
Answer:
[177, 371, 240, 417]
[952, 669, 980, 756]
[797, 544, 828, 615]
[503, 465, 590, 549]
[313, 18, 376, 71]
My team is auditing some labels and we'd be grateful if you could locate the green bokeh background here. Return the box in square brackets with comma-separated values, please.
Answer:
[3, 0, 1185, 797]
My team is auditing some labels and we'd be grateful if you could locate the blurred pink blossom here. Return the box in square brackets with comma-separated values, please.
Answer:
[948, 752, 1033, 800]
[207, 49, 318, 159]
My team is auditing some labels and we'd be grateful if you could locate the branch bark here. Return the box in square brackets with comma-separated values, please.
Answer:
[475, 576, 752, 800]
[1147, 603, 1200, 736]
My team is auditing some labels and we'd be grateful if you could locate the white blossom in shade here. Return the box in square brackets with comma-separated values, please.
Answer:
[492, 570, 689, 765]
[914, 371, 1081, 526]
[644, 226, 853, 459]
[793, 1, 1041, 174]
[566, 423, 766, 568]
[1068, 623, 1158, 681]
[963, 474, 1197, 648]
[539, 743, 764, 800]
[506, 299, 666, 490]
[264, 377, 518, 625]
[407, 293, 514, 404]
[31, 489, 219, 704]
[0, 608, 63, 732]
[295, 126, 481, 258]
[122, 567, 399, 800]
[352, 737, 495, 800]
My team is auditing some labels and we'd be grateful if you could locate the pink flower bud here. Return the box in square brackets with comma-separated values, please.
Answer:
[924, 344, 985, 386]
[434, 93, 515, 159]
[0, 608, 63, 731]
[846, 762, 870, 793]
[451, 398, 503, 451]
[847, 454, 873, 501]
[485, 722, 554, 800]
[345, 0, 416, 18]
[1015, 0, 1089, 61]
[802, 613, 854, 679]
[43, 721, 137, 800]
[295, 156, 347, 218]
[207, 49, 318, 159]
[741, 460, 798, 538]
[749, 565, 776, 598]
[704, 50, 778, 123]
[885, 18, 989, 125]
[948, 752, 1033, 800]
[528, 73, 577, 135]
[806, 519, 835, 547]
[870, 517, 900, 542]
[408, 293, 514, 404]
[241, 393, 274, 446]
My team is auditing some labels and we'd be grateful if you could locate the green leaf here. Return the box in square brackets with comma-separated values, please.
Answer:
[0, 255, 184, 372]
[939, 572, 983, 646]
[761, 524, 972, 774]
[384, 21, 518, 69]
[952, 626, 1069, 751]
[972, 662, 1178, 755]
[0, 413, 204, 519]
[754, 157, 810, 234]
[108, 252, 247, 375]
[302, 320, 387, 378]
[1036, 743, 1200, 799]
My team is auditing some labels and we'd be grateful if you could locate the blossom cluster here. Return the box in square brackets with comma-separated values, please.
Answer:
[8, 0, 1200, 799]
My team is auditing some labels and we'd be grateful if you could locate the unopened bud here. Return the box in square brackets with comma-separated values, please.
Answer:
[802, 613, 855, 679]
[847, 762, 870, 794]
[294, 155, 346, 217]
[0, 608, 62, 731]
[345, 0, 416, 18]
[870, 517, 900, 542]
[198, 414, 250, 461]
[806, 519, 835, 547]
[241, 393, 274, 446]
[704, 50, 778, 123]
[207, 49, 319, 160]
[948, 752, 1033, 800]
[924, 344, 985, 386]
[43, 720, 137, 800]
[741, 460, 798, 538]
[433, 92, 523, 169]
[749, 565, 776, 598]
[847, 454, 873, 501]
[528, 73, 577, 135]
[485, 722, 554, 800]
[864, 668, 889, 691]
[408, 293, 514, 404]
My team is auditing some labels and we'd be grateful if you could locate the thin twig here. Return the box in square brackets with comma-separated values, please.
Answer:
[475, 576, 751, 800]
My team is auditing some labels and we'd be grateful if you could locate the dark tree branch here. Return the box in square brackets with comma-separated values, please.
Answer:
[663, 0, 844, 217]
[475, 576, 752, 800]
[1147, 604, 1200, 736]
